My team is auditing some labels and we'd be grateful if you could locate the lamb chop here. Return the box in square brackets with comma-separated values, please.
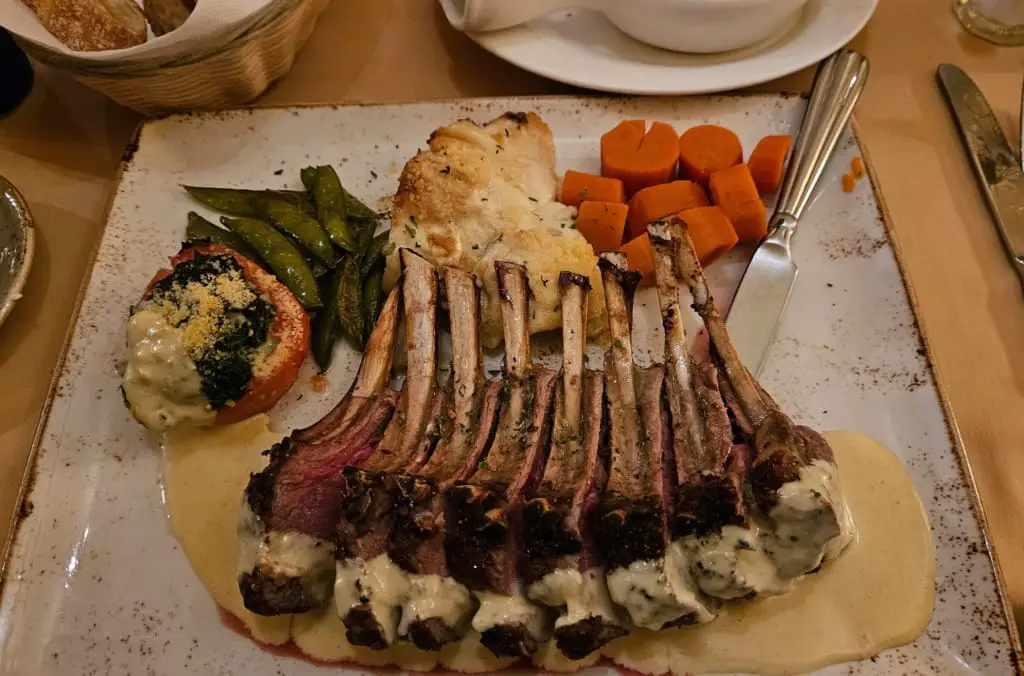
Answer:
[238, 283, 403, 616]
[444, 261, 558, 658]
[594, 253, 714, 630]
[334, 248, 445, 649]
[522, 272, 625, 660]
[649, 223, 780, 601]
[658, 215, 855, 580]
[388, 266, 503, 651]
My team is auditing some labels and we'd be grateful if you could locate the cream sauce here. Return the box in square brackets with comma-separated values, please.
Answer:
[125, 309, 215, 431]
[335, 554, 409, 646]
[471, 589, 551, 642]
[400, 573, 475, 638]
[528, 567, 621, 631]
[763, 459, 857, 579]
[164, 424, 935, 674]
[606, 555, 715, 630]
[678, 524, 790, 600]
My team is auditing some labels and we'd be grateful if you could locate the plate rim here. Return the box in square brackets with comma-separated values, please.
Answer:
[1, 96, 1019, 669]
[0, 176, 36, 330]
[464, 0, 880, 95]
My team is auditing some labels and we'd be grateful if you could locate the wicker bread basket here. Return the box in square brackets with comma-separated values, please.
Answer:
[16, 0, 330, 115]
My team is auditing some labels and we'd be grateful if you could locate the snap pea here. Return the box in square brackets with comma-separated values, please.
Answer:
[184, 212, 261, 262]
[184, 186, 314, 217]
[361, 264, 384, 342]
[311, 264, 344, 372]
[342, 186, 381, 222]
[254, 196, 337, 266]
[300, 165, 381, 222]
[336, 255, 364, 349]
[221, 216, 322, 310]
[360, 231, 392, 277]
[302, 166, 357, 252]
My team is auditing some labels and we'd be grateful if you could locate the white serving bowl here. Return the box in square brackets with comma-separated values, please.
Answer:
[441, 0, 811, 54]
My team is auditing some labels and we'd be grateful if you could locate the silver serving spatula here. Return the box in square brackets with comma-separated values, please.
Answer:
[724, 49, 869, 376]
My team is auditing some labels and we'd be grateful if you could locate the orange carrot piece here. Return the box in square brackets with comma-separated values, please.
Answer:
[851, 156, 865, 178]
[576, 201, 628, 252]
[747, 135, 793, 194]
[842, 173, 857, 193]
[678, 125, 743, 187]
[560, 170, 625, 207]
[601, 120, 679, 196]
[626, 180, 708, 241]
[619, 233, 656, 287]
[678, 206, 739, 266]
[709, 164, 767, 242]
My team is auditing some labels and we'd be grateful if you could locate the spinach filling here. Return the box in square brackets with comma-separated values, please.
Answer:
[146, 252, 276, 409]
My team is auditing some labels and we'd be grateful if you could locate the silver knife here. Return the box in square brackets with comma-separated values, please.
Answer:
[937, 64, 1024, 288]
[725, 49, 870, 376]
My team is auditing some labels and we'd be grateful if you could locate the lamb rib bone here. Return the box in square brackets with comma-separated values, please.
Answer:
[523, 271, 626, 660]
[334, 248, 444, 649]
[595, 252, 713, 629]
[660, 215, 855, 579]
[445, 261, 557, 659]
[649, 222, 782, 601]
[237, 283, 402, 616]
[389, 266, 501, 651]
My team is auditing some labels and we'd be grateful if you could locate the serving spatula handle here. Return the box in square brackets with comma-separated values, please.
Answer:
[774, 50, 870, 232]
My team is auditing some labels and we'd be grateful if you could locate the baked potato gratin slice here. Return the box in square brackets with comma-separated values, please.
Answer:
[383, 112, 606, 349]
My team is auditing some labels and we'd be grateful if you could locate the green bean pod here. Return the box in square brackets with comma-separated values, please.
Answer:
[360, 231, 392, 277]
[221, 216, 322, 310]
[255, 197, 337, 266]
[342, 186, 381, 221]
[302, 166, 358, 252]
[184, 212, 261, 262]
[311, 264, 344, 372]
[184, 186, 314, 217]
[336, 255, 365, 349]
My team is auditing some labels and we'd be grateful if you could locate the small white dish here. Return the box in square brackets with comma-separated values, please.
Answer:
[459, 0, 878, 95]
[0, 176, 34, 329]
[441, 0, 810, 54]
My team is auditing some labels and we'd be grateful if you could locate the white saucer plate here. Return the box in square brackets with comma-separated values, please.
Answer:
[465, 0, 878, 95]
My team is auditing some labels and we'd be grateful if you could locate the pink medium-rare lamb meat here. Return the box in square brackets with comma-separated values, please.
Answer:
[238, 284, 402, 616]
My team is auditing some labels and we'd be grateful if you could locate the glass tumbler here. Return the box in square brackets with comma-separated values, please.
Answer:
[955, 0, 1024, 44]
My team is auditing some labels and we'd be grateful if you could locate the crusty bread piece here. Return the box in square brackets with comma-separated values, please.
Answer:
[25, 0, 147, 51]
[143, 0, 195, 36]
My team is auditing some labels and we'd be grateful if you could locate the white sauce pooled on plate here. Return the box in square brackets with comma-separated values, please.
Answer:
[163, 422, 934, 674]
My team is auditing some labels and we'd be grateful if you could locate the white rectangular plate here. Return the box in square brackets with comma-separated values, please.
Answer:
[0, 96, 1018, 674]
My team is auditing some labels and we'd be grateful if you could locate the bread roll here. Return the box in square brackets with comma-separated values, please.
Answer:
[24, 0, 148, 51]
[143, 0, 195, 36]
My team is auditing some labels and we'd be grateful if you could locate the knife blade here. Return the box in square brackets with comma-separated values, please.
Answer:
[725, 50, 869, 376]
[937, 64, 1024, 289]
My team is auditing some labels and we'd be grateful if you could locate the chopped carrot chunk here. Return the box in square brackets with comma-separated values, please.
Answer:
[576, 201, 628, 252]
[626, 180, 708, 242]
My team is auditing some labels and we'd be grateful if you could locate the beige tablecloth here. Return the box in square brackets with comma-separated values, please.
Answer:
[2, 0, 1024, 642]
